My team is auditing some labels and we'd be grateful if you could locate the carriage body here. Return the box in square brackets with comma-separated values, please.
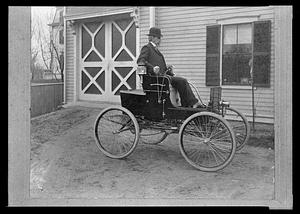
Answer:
[94, 73, 250, 172]
[120, 75, 212, 122]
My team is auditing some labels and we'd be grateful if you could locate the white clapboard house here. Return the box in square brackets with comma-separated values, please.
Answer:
[62, 6, 291, 124]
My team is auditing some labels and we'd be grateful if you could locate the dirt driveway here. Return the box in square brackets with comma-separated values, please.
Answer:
[30, 105, 275, 201]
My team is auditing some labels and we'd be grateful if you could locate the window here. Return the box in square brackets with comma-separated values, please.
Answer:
[59, 53, 64, 71]
[206, 20, 271, 87]
[59, 10, 63, 24]
[59, 29, 64, 44]
[222, 23, 252, 85]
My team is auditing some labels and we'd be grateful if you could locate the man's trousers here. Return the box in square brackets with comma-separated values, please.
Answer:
[169, 76, 198, 107]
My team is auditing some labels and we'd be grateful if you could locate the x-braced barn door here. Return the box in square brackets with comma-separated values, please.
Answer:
[79, 18, 137, 102]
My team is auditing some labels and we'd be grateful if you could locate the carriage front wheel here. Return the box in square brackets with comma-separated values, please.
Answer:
[94, 106, 139, 159]
[179, 112, 236, 172]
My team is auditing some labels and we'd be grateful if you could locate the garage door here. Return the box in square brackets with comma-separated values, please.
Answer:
[79, 18, 137, 102]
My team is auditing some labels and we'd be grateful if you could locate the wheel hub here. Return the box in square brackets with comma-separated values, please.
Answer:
[203, 138, 210, 143]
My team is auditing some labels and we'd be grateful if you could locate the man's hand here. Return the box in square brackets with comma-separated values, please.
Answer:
[153, 66, 160, 74]
[166, 65, 175, 76]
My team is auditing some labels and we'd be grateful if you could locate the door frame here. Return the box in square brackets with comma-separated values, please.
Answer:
[75, 11, 140, 103]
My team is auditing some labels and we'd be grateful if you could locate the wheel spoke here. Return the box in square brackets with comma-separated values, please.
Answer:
[195, 151, 206, 165]
[209, 147, 221, 165]
[192, 120, 205, 138]
[207, 143, 227, 162]
[188, 149, 200, 161]
[103, 114, 128, 125]
[208, 121, 222, 139]
[235, 134, 245, 141]
[182, 138, 205, 144]
[210, 140, 232, 152]
[232, 124, 246, 130]
[209, 128, 228, 140]
[184, 126, 206, 138]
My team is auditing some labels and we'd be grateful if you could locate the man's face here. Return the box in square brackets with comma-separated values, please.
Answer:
[153, 36, 161, 46]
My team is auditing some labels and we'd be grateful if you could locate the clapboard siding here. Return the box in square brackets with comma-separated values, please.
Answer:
[65, 23, 75, 103]
[66, 7, 133, 18]
[156, 6, 275, 123]
[139, 7, 150, 48]
[157, 6, 273, 18]
[64, 6, 275, 123]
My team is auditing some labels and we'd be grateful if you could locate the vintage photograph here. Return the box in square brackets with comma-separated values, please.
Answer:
[8, 6, 292, 208]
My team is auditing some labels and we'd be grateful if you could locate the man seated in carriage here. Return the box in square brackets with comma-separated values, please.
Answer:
[137, 27, 204, 108]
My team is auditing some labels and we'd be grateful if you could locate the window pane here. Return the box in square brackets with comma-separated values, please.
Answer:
[222, 54, 252, 85]
[222, 55, 237, 85]
[237, 54, 252, 84]
[59, 29, 64, 44]
[237, 44, 252, 53]
[238, 24, 252, 44]
[223, 25, 237, 44]
[223, 44, 238, 53]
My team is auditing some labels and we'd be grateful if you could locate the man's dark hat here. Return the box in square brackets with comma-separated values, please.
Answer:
[147, 27, 163, 38]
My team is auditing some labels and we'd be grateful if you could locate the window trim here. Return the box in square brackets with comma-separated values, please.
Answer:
[217, 15, 260, 25]
[217, 16, 259, 88]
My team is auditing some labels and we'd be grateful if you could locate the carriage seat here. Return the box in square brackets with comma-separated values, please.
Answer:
[142, 75, 181, 107]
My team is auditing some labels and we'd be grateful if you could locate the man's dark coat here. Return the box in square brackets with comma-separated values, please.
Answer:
[136, 42, 198, 107]
[137, 43, 172, 76]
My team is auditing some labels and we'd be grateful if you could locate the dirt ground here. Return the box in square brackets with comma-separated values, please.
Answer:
[30, 105, 275, 201]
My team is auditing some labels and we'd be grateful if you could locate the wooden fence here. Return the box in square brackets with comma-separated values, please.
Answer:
[31, 82, 64, 118]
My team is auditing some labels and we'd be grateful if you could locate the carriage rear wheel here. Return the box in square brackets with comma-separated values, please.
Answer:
[94, 106, 139, 159]
[223, 107, 250, 151]
[179, 112, 236, 172]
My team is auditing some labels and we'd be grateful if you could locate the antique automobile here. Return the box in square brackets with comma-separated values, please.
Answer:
[94, 65, 250, 172]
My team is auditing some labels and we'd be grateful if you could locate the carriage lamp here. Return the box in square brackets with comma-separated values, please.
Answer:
[137, 65, 146, 75]
[220, 100, 230, 107]
[137, 65, 146, 86]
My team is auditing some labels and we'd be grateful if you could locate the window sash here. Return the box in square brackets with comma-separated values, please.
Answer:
[221, 23, 253, 86]
[222, 54, 252, 85]
[59, 29, 64, 44]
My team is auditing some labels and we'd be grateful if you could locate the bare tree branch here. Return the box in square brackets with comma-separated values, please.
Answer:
[31, 7, 60, 80]
[39, 38, 49, 70]
[51, 39, 64, 80]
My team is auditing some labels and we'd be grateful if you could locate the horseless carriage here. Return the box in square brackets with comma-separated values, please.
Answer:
[94, 65, 250, 172]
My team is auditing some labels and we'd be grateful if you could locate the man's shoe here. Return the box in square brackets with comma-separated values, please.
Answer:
[193, 101, 205, 108]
